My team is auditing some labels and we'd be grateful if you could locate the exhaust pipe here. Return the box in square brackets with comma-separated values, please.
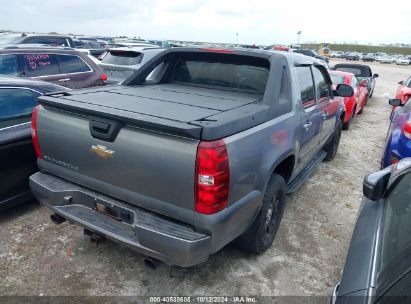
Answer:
[84, 228, 106, 245]
[144, 257, 161, 270]
[50, 213, 66, 225]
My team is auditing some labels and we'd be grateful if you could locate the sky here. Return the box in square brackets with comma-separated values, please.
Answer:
[1, 0, 410, 45]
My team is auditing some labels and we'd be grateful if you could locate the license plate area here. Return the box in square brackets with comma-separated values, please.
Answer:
[95, 202, 134, 224]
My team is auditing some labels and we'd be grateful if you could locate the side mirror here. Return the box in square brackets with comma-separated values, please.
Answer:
[334, 84, 354, 97]
[373, 74, 379, 78]
[389, 99, 403, 106]
[360, 79, 368, 87]
[363, 168, 391, 201]
[399, 81, 404, 85]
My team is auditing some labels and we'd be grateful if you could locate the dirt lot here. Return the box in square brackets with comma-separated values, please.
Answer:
[1, 60, 410, 297]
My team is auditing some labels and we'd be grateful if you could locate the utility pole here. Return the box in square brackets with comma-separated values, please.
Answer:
[297, 31, 302, 44]
[236, 33, 239, 46]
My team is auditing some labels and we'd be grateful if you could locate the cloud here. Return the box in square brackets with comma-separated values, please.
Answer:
[164, 0, 206, 13]
[0, 0, 410, 45]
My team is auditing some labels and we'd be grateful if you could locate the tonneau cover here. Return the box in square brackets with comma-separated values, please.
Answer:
[39, 83, 265, 140]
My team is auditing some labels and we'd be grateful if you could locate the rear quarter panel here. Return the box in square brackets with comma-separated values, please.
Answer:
[194, 110, 300, 251]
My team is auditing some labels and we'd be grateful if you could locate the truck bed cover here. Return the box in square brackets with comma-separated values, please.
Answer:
[39, 83, 267, 140]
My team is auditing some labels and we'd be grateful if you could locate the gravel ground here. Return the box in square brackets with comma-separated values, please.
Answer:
[1, 60, 410, 298]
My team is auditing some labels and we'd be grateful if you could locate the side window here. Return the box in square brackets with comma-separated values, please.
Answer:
[405, 76, 411, 88]
[22, 54, 60, 77]
[0, 54, 18, 75]
[380, 173, 411, 270]
[377, 271, 411, 302]
[0, 88, 38, 128]
[56, 55, 91, 74]
[295, 66, 315, 108]
[312, 66, 331, 100]
[145, 61, 168, 83]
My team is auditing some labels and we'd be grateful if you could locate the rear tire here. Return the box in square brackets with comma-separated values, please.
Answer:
[358, 99, 366, 114]
[324, 118, 342, 161]
[234, 174, 286, 253]
[342, 116, 351, 130]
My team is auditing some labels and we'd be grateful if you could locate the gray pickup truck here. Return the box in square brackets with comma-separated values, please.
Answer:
[30, 48, 353, 267]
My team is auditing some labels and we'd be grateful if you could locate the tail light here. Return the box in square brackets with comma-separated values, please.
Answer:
[402, 121, 411, 139]
[100, 73, 108, 81]
[31, 105, 43, 159]
[195, 140, 230, 214]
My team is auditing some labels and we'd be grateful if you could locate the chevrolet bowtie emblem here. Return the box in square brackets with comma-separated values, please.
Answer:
[90, 145, 115, 159]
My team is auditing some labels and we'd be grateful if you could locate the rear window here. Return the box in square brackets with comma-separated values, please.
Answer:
[56, 55, 91, 73]
[172, 60, 269, 93]
[101, 51, 143, 66]
[330, 74, 345, 85]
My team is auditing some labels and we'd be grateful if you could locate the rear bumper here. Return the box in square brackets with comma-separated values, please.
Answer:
[29, 172, 211, 267]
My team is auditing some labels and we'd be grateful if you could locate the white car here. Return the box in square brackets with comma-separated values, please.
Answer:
[97, 46, 164, 84]
[396, 57, 410, 65]
[379, 56, 393, 64]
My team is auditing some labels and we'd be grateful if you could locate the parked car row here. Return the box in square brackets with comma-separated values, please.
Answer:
[0, 33, 172, 58]
[382, 74, 411, 168]
[330, 50, 411, 65]
[330, 69, 411, 304]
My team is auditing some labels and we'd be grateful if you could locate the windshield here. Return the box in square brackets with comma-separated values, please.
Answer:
[101, 51, 143, 66]
[330, 74, 345, 85]
[335, 66, 371, 77]
[0, 34, 22, 46]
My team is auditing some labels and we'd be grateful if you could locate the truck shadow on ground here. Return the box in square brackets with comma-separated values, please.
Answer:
[0, 199, 40, 224]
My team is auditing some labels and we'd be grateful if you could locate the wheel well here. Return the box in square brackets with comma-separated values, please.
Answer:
[340, 111, 345, 122]
[273, 155, 295, 184]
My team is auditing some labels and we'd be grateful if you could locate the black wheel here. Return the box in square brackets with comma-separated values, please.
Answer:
[342, 116, 351, 130]
[369, 88, 374, 98]
[234, 174, 286, 253]
[324, 118, 342, 161]
[358, 98, 366, 114]
[358, 107, 363, 114]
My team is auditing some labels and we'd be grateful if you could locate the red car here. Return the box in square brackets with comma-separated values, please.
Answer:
[395, 75, 411, 105]
[272, 45, 289, 51]
[329, 70, 368, 130]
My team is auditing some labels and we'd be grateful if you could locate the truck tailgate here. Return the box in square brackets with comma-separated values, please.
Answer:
[36, 84, 261, 224]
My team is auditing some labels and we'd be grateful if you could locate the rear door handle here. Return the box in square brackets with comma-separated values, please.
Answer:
[58, 78, 70, 82]
[303, 121, 312, 130]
